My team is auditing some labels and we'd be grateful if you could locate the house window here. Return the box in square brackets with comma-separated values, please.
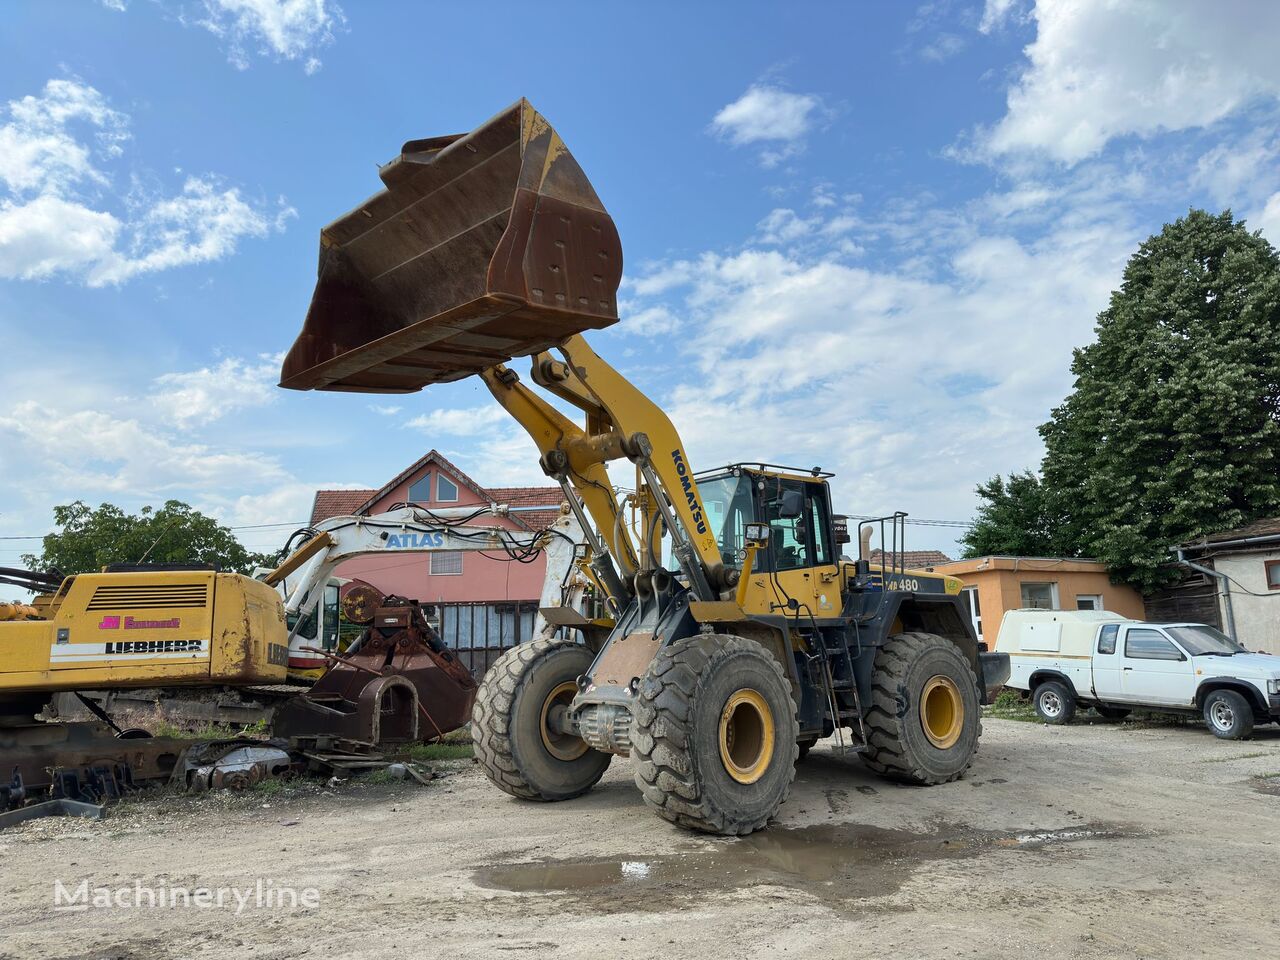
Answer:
[961, 586, 983, 641]
[1076, 594, 1103, 611]
[430, 551, 463, 576]
[1020, 581, 1058, 610]
[436, 474, 459, 502]
[407, 475, 432, 503]
[1266, 559, 1280, 590]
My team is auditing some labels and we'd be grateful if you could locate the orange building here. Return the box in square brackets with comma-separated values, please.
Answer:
[929, 556, 1146, 651]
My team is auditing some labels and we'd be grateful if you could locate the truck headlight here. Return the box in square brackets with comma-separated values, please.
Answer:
[1268, 679, 1280, 696]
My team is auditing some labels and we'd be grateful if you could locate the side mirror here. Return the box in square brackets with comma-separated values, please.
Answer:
[778, 489, 804, 519]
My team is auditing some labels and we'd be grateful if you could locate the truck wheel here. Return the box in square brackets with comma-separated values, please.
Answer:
[1203, 689, 1254, 740]
[632, 634, 799, 835]
[863, 632, 982, 784]
[1033, 680, 1075, 724]
[1094, 704, 1130, 721]
[472, 636, 611, 801]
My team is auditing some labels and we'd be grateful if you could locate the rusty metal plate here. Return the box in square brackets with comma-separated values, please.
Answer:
[592, 631, 661, 689]
[280, 99, 622, 394]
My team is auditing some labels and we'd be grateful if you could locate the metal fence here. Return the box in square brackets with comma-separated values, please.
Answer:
[430, 600, 541, 679]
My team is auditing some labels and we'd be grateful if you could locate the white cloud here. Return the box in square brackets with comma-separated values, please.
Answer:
[978, 0, 1280, 164]
[404, 405, 508, 435]
[198, 0, 344, 71]
[710, 84, 825, 168]
[623, 185, 1137, 533]
[1254, 192, 1280, 247]
[0, 79, 289, 286]
[756, 208, 819, 245]
[150, 355, 281, 429]
[978, 0, 1024, 34]
[369, 403, 403, 417]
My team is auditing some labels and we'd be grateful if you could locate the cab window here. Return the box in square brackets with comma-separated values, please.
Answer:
[1097, 623, 1118, 655]
[759, 479, 833, 572]
[1124, 629, 1183, 661]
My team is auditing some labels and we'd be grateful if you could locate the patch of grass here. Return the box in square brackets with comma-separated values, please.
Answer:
[1197, 751, 1272, 764]
[400, 741, 473, 762]
[251, 777, 292, 796]
[984, 688, 1037, 722]
[149, 719, 245, 740]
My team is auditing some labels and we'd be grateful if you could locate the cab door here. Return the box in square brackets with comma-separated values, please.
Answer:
[1091, 623, 1125, 700]
[760, 479, 839, 617]
[1119, 626, 1196, 706]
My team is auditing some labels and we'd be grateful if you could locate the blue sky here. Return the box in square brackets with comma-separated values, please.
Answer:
[3, 0, 1280, 567]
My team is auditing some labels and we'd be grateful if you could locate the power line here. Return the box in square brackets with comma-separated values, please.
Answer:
[0, 520, 309, 540]
[846, 514, 974, 529]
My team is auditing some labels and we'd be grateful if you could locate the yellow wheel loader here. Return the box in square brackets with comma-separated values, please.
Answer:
[280, 99, 1011, 835]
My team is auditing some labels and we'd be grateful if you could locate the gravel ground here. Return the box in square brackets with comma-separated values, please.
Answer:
[1, 716, 1278, 960]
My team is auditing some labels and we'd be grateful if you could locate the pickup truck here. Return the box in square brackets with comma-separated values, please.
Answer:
[998, 610, 1280, 739]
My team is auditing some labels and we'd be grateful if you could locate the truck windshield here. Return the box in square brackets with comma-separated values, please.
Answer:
[696, 474, 755, 568]
[1165, 625, 1244, 656]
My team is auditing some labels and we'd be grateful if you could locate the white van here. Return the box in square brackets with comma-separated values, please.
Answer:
[998, 609, 1280, 739]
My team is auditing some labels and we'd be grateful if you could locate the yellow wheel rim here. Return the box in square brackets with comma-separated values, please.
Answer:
[920, 675, 963, 749]
[539, 681, 588, 762]
[718, 688, 775, 784]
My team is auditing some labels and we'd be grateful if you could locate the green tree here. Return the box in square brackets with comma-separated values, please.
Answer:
[21, 500, 271, 576]
[1039, 209, 1280, 592]
[960, 471, 1063, 559]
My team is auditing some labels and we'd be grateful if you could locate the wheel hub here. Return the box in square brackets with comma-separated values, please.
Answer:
[540, 681, 589, 761]
[1210, 699, 1234, 730]
[920, 675, 964, 748]
[718, 688, 775, 784]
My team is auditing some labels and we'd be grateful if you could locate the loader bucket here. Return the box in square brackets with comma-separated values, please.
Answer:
[280, 99, 622, 393]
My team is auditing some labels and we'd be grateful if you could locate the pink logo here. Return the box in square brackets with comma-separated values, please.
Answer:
[98, 616, 121, 630]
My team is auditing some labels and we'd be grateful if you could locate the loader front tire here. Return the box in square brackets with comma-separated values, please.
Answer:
[863, 631, 981, 785]
[472, 636, 611, 802]
[632, 634, 799, 835]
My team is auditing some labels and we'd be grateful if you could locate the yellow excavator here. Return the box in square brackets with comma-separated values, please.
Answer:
[281, 99, 1010, 835]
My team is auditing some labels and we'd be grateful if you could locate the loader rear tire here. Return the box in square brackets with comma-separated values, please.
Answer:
[472, 636, 611, 802]
[632, 633, 799, 835]
[862, 631, 981, 785]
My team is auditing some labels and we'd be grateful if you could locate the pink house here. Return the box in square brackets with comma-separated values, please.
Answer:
[310, 450, 565, 675]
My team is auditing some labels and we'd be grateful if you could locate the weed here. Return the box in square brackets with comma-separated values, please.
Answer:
[400, 741, 473, 761]
[984, 689, 1037, 722]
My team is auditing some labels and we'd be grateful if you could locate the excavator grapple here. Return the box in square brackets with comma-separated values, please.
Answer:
[280, 99, 622, 393]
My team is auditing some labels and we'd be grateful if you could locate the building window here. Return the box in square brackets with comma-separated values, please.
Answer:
[1076, 594, 1103, 611]
[961, 586, 982, 641]
[407, 475, 432, 503]
[430, 551, 463, 576]
[1266, 559, 1280, 590]
[1020, 581, 1058, 610]
[436, 474, 459, 502]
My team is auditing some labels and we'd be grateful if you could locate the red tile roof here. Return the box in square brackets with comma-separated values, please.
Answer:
[488, 486, 566, 530]
[868, 549, 953, 569]
[309, 461, 565, 530]
[310, 489, 377, 525]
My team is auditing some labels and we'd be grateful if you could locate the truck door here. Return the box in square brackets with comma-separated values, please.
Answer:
[1119, 626, 1196, 706]
[1091, 623, 1125, 700]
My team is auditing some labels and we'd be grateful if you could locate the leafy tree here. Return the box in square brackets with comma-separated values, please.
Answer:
[1039, 209, 1280, 592]
[21, 500, 271, 576]
[960, 471, 1063, 559]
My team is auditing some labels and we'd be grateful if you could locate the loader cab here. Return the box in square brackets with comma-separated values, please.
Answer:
[695, 465, 837, 574]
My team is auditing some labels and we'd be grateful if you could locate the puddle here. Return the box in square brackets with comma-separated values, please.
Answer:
[474, 821, 1126, 903]
[1252, 777, 1280, 797]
